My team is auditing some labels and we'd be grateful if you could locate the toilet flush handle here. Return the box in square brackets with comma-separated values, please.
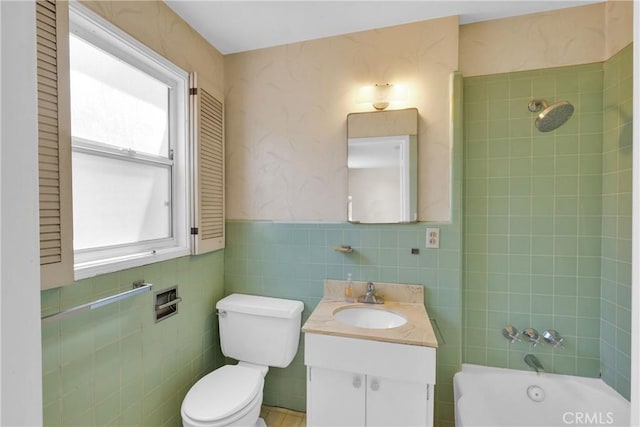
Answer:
[217, 310, 227, 318]
[352, 376, 361, 388]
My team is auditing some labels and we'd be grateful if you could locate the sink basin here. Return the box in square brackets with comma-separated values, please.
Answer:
[333, 306, 407, 329]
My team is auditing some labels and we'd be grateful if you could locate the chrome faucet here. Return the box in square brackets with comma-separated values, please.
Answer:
[357, 282, 384, 304]
[524, 354, 544, 373]
[542, 329, 564, 348]
[501, 325, 520, 343]
[521, 328, 541, 346]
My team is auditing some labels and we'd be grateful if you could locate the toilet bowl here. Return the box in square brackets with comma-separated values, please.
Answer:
[181, 365, 264, 427]
[181, 294, 304, 427]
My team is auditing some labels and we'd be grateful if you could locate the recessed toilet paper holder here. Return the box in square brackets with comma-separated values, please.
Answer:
[155, 285, 182, 322]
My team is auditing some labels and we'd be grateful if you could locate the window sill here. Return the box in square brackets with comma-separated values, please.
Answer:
[74, 246, 191, 280]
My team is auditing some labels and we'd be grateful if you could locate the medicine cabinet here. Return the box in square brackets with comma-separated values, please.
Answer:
[347, 108, 418, 224]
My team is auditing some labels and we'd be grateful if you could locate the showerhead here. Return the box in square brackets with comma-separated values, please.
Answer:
[528, 99, 574, 132]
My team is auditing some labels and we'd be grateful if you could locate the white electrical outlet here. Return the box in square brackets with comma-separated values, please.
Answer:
[426, 227, 440, 249]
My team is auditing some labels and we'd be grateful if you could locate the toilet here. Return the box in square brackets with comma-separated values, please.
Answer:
[181, 293, 304, 427]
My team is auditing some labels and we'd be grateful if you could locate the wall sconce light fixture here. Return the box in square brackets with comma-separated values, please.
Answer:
[372, 83, 392, 110]
[359, 83, 409, 111]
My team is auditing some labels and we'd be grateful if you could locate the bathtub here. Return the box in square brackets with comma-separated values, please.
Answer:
[454, 364, 630, 427]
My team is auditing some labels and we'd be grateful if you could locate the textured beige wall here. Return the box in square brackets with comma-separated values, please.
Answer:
[460, 1, 634, 77]
[460, 3, 607, 76]
[605, 0, 634, 58]
[225, 17, 459, 222]
[79, 1, 224, 95]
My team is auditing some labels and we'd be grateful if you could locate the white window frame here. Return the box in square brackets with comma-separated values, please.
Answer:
[70, 2, 191, 279]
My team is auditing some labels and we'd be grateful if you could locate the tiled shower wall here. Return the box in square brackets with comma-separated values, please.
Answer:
[40, 251, 225, 426]
[600, 44, 633, 399]
[463, 62, 605, 376]
[462, 44, 634, 401]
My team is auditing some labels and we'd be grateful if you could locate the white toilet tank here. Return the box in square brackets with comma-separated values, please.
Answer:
[216, 294, 304, 368]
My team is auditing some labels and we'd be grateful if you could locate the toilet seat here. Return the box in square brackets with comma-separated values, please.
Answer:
[182, 387, 262, 427]
[181, 365, 263, 425]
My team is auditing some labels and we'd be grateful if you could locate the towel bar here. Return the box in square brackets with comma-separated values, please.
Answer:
[41, 282, 153, 322]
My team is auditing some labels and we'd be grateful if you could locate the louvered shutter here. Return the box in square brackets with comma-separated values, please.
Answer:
[190, 73, 225, 254]
[36, 0, 74, 289]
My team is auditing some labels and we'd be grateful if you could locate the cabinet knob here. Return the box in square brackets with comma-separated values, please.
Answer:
[353, 376, 361, 388]
[370, 380, 379, 391]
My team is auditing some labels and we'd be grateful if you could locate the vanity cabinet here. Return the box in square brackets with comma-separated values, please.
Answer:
[307, 366, 365, 426]
[308, 367, 432, 426]
[305, 333, 436, 426]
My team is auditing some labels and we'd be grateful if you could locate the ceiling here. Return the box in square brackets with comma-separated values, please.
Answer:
[164, 1, 603, 55]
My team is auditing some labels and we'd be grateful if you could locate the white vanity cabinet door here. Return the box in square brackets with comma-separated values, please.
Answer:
[307, 366, 366, 426]
[305, 333, 436, 426]
[366, 376, 432, 427]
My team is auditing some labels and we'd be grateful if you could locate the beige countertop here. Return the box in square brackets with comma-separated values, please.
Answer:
[302, 280, 438, 348]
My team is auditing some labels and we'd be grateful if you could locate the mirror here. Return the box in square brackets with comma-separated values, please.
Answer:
[347, 108, 418, 223]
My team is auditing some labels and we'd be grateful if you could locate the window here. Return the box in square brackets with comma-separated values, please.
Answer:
[69, 4, 190, 278]
[37, 1, 224, 288]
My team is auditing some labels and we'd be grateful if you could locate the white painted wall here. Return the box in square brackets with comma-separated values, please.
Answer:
[631, 2, 639, 425]
[1, 1, 3, 420]
[0, 1, 44, 425]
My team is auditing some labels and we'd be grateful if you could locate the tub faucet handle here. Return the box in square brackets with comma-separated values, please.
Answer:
[542, 329, 564, 348]
[522, 328, 541, 346]
[501, 325, 520, 343]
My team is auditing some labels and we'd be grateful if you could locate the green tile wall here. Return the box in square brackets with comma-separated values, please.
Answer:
[225, 220, 461, 422]
[463, 63, 605, 376]
[41, 251, 225, 426]
[600, 44, 633, 400]
[463, 46, 634, 401]
[223, 71, 465, 427]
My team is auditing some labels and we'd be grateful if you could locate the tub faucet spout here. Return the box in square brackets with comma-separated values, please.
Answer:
[524, 354, 544, 373]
